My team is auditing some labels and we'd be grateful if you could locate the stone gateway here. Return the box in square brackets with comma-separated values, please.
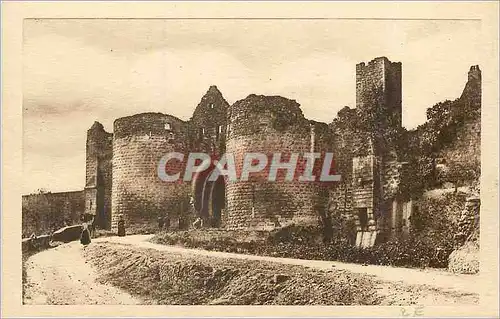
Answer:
[22, 57, 481, 247]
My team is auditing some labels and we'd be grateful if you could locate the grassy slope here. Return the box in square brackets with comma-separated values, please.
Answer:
[84, 242, 380, 305]
[83, 242, 478, 306]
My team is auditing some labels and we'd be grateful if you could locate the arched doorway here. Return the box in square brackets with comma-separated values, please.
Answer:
[191, 165, 226, 227]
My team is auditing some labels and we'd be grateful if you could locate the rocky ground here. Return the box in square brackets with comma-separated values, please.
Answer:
[23, 235, 479, 306]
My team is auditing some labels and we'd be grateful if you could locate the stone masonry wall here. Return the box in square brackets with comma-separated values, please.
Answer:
[439, 120, 480, 167]
[438, 66, 481, 168]
[329, 57, 403, 243]
[356, 57, 402, 132]
[190, 85, 229, 155]
[111, 113, 191, 231]
[84, 121, 113, 229]
[22, 190, 85, 238]
[226, 134, 327, 229]
[225, 95, 330, 230]
[328, 106, 371, 221]
[384, 59, 403, 128]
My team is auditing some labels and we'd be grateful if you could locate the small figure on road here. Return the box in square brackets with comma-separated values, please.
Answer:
[117, 214, 126, 237]
[80, 223, 91, 248]
[178, 214, 186, 230]
[29, 233, 38, 251]
[158, 215, 164, 230]
[164, 213, 170, 230]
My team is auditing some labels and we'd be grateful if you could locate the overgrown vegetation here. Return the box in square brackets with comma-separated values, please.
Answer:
[152, 223, 453, 269]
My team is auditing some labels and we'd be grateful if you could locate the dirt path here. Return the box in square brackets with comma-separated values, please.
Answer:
[24, 234, 480, 305]
[23, 241, 141, 305]
[97, 235, 481, 295]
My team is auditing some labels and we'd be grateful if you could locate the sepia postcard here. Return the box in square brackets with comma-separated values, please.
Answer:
[1, 1, 499, 318]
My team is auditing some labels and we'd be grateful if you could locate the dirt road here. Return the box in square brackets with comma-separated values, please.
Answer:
[23, 234, 481, 305]
[100, 235, 481, 295]
[23, 241, 141, 305]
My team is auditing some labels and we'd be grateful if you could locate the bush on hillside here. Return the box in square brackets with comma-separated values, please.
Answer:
[448, 241, 479, 274]
[267, 225, 323, 245]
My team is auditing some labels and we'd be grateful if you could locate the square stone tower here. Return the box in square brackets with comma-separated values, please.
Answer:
[356, 56, 402, 131]
[352, 57, 403, 247]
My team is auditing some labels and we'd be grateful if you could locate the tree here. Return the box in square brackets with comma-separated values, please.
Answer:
[440, 161, 480, 193]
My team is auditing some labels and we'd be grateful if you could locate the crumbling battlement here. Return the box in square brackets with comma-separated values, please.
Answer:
[407, 65, 481, 192]
[190, 86, 230, 155]
[228, 94, 311, 139]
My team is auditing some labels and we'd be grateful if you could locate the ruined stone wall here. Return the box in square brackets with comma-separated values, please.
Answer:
[439, 120, 480, 167]
[328, 107, 371, 221]
[352, 156, 375, 210]
[22, 190, 85, 237]
[85, 122, 112, 188]
[409, 66, 481, 190]
[188, 86, 230, 223]
[111, 113, 190, 231]
[439, 66, 481, 167]
[84, 121, 113, 229]
[225, 95, 330, 230]
[189, 85, 229, 155]
[384, 59, 403, 128]
[330, 57, 403, 243]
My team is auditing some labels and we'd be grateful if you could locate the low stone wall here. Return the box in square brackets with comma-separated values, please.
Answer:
[22, 235, 51, 253]
[51, 225, 84, 243]
[22, 224, 85, 254]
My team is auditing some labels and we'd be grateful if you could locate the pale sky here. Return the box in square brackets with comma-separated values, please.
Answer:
[23, 19, 483, 194]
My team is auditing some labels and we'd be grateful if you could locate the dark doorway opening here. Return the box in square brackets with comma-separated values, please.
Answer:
[192, 166, 226, 227]
[357, 208, 368, 231]
[210, 175, 225, 227]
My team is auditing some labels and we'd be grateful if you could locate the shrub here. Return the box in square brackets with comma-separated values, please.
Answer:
[267, 224, 323, 245]
[448, 241, 479, 274]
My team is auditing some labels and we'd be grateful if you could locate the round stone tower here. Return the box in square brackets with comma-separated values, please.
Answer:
[111, 112, 190, 231]
[225, 94, 331, 230]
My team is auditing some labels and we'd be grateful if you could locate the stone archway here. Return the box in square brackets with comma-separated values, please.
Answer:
[191, 166, 226, 227]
